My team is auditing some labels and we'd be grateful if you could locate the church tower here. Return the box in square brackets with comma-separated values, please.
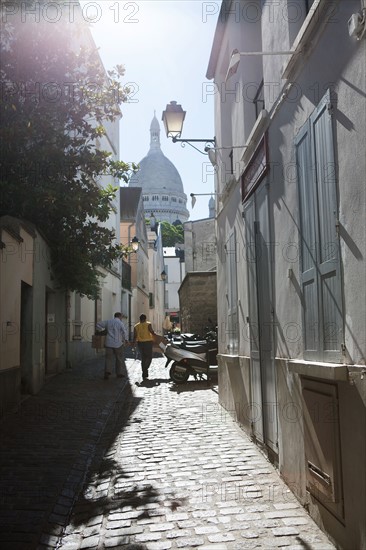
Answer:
[129, 114, 189, 224]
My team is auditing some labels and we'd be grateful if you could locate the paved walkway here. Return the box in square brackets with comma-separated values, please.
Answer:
[0, 355, 336, 550]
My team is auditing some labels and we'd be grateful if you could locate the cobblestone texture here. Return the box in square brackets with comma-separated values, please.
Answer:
[0, 356, 337, 549]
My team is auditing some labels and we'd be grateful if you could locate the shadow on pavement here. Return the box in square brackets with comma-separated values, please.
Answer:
[169, 378, 218, 394]
[135, 378, 170, 387]
[49, 375, 189, 548]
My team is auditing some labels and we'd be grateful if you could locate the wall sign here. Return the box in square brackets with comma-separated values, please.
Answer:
[241, 134, 269, 203]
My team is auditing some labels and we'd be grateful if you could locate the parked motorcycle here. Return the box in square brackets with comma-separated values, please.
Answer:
[163, 328, 218, 384]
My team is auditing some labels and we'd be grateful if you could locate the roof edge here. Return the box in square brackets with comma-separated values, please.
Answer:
[206, 0, 231, 80]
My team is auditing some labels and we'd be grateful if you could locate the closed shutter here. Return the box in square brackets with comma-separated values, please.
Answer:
[226, 229, 238, 354]
[295, 121, 319, 359]
[295, 90, 343, 362]
[310, 92, 343, 362]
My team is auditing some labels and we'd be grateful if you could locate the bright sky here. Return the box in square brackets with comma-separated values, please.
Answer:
[79, 0, 220, 222]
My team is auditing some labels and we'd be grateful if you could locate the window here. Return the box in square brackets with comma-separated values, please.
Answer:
[171, 197, 177, 202]
[143, 195, 149, 201]
[295, 90, 343, 362]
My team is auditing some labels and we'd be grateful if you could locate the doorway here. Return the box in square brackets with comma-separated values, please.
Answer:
[244, 183, 278, 455]
[20, 281, 33, 393]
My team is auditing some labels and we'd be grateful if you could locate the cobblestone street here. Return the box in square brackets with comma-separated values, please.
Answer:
[0, 356, 336, 550]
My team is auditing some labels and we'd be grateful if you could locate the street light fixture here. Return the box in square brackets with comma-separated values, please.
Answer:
[130, 236, 140, 252]
[226, 48, 300, 81]
[162, 101, 215, 155]
[190, 192, 222, 209]
[155, 270, 167, 282]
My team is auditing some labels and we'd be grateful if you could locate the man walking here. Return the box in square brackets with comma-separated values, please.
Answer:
[133, 314, 155, 380]
[97, 312, 128, 380]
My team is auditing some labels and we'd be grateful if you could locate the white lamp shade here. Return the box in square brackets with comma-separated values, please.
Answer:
[162, 101, 186, 138]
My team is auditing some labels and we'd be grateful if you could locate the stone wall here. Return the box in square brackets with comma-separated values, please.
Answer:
[179, 272, 217, 336]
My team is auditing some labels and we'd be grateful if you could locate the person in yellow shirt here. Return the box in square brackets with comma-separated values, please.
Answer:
[133, 314, 155, 380]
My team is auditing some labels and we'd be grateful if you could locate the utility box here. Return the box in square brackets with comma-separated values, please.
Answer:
[302, 378, 344, 521]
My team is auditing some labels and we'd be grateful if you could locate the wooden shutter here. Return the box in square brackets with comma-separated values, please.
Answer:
[295, 90, 343, 362]
[296, 120, 319, 359]
[310, 91, 343, 362]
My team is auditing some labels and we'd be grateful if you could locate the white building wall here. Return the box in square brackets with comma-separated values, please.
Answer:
[163, 247, 185, 326]
[67, 7, 122, 364]
[208, 1, 366, 547]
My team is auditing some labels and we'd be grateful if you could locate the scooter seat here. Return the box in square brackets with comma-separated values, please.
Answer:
[181, 344, 208, 354]
[170, 342, 208, 353]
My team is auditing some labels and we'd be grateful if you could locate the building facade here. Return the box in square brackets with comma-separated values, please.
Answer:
[207, 1, 366, 548]
[180, 216, 217, 335]
[0, 217, 66, 416]
[120, 188, 149, 338]
[129, 115, 189, 224]
[0, 2, 125, 411]
[147, 221, 166, 336]
[163, 247, 186, 329]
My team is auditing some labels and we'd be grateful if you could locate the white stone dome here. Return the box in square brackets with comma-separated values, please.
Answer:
[129, 115, 189, 224]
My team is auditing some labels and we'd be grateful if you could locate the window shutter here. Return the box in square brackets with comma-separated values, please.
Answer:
[295, 120, 319, 359]
[310, 91, 343, 362]
[296, 90, 343, 362]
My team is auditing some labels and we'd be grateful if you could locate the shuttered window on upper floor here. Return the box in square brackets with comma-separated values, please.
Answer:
[295, 89, 343, 363]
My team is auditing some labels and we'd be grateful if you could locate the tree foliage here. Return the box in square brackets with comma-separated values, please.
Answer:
[0, 0, 137, 298]
[161, 221, 184, 247]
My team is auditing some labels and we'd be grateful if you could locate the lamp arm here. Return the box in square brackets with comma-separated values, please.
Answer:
[190, 192, 222, 197]
[172, 137, 216, 155]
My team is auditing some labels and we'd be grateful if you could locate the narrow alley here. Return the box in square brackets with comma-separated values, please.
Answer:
[0, 356, 336, 550]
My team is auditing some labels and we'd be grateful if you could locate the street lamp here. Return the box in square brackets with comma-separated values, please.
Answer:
[226, 48, 301, 81]
[162, 101, 215, 155]
[155, 270, 167, 282]
[130, 236, 140, 252]
[190, 192, 222, 209]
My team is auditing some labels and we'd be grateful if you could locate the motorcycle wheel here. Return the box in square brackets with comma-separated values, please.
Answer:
[169, 362, 190, 384]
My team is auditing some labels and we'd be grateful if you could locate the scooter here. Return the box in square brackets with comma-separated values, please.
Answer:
[163, 329, 218, 384]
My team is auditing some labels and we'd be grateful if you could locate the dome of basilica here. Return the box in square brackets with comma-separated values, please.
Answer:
[129, 115, 189, 224]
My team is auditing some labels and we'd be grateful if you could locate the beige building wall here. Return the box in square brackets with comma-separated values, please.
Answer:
[0, 223, 33, 373]
[0, 218, 67, 416]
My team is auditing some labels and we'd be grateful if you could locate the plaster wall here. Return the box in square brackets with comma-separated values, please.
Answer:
[217, 355, 251, 432]
[266, 0, 366, 364]
[30, 231, 65, 392]
[147, 227, 165, 335]
[262, 4, 366, 546]
[0, 226, 33, 372]
[209, 1, 366, 547]
[163, 253, 185, 316]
